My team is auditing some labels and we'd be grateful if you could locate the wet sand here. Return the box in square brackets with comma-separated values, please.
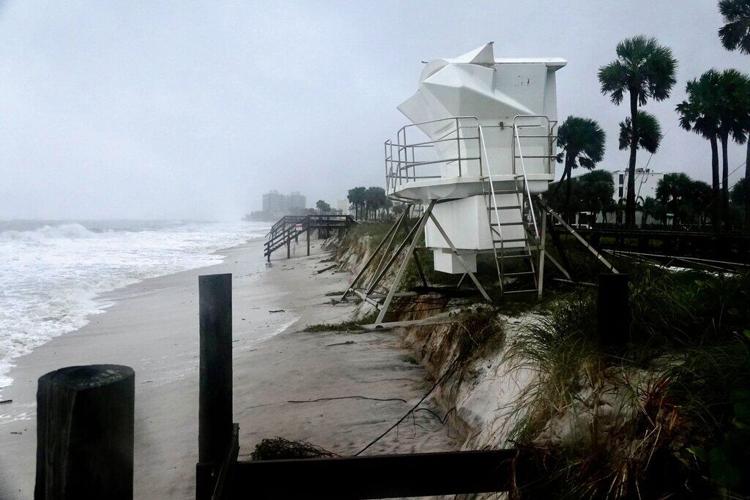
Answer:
[0, 237, 456, 499]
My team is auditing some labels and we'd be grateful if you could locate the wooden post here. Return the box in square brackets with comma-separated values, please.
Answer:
[35, 364, 135, 500]
[597, 273, 630, 346]
[306, 218, 311, 257]
[197, 274, 233, 498]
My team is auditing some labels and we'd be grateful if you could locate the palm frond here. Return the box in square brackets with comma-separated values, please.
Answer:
[719, 0, 750, 54]
[619, 112, 662, 154]
[600, 36, 677, 106]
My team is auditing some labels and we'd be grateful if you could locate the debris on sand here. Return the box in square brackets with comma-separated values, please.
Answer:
[251, 437, 337, 460]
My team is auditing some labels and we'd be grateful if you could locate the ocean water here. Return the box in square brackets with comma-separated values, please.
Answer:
[0, 220, 269, 391]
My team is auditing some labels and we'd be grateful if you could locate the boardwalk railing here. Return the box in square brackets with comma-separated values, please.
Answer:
[264, 214, 356, 261]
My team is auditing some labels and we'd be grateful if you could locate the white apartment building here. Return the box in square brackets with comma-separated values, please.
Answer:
[613, 168, 665, 204]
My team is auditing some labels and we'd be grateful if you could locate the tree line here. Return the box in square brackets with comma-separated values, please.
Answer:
[554, 0, 750, 232]
[346, 186, 393, 220]
[548, 168, 748, 229]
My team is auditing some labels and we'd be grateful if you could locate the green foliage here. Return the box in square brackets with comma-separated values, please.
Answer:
[655, 173, 713, 225]
[347, 186, 367, 219]
[599, 35, 677, 227]
[510, 269, 750, 498]
[346, 186, 391, 220]
[315, 199, 331, 212]
[555, 116, 607, 216]
[641, 196, 666, 225]
[447, 306, 505, 362]
[598, 36, 678, 106]
[618, 111, 662, 153]
[715, 69, 749, 144]
[731, 176, 749, 206]
[667, 334, 750, 494]
[363, 186, 388, 220]
[546, 170, 615, 218]
[719, 0, 750, 54]
[557, 116, 606, 170]
[676, 69, 722, 139]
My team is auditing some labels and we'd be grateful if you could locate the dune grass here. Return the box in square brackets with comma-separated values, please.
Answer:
[506, 266, 750, 498]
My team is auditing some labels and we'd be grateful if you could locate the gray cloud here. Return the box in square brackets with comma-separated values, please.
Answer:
[0, 1, 746, 219]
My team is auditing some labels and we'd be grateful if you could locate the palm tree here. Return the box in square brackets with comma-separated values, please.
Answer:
[719, 0, 750, 54]
[598, 36, 677, 227]
[555, 116, 606, 220]
[618, 111, 662, 155]
[347, 186, 366, 220]
[720, 0, 750, 228]
[676, 70, 722, 231]
[641, 196, 666, 227]
[577, 169, 614, 223]
[715, 70, 749, 227]
[617, 111, 663, 224]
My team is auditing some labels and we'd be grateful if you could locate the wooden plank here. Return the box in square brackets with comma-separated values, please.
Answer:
[359, 312, 453, 331]
[226, 450, 516, 499]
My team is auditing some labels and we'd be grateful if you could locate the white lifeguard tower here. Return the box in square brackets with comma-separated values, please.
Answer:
[342, 43, 570, 324]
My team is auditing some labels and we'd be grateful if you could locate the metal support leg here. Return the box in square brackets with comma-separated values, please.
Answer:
[540, 201, 618, 274]
[412, 249, 429, 288]
[366, 210, 425, 295]
[456, 273, 467, 288]
[545, 253, 572, 281]
[427, 213, 492, 302]
[367, 207, 409, 292]
[376, 201, 435, 324]
[340, 206, 411, 302]
[537, 212, 547, 299]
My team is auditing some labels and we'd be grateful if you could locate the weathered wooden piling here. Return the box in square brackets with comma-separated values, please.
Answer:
[35, 364, 135, 500]
[597, 273, 630, 345]
[197, 273, 233, 498]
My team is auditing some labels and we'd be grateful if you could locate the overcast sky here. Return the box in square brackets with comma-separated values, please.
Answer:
[0, 1, 747, 220]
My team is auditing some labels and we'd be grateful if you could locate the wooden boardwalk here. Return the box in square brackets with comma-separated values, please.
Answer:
[264, 214, 356, 261]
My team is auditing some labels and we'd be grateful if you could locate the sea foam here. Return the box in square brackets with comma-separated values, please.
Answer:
[0, 220, 269, 393]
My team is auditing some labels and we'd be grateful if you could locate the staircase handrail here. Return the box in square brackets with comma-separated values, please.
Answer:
[478, 125, 503, 245]
[511, 116, 543, 240]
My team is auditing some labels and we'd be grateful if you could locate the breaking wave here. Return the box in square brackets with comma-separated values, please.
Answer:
[0, 220, 268, 392]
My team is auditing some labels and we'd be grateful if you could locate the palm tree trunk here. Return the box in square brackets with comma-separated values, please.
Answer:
[745, 140, 750, 229]
[626, 91, 639, 228]
[720, 133, 730, 229]
[563, 154, 574, 222]
[711, 135, 721, 233]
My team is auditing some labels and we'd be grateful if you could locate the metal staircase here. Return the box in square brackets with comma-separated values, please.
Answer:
[479, 116, 556, 295]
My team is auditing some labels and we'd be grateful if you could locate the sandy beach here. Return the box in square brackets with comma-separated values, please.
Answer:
[0, 237, 456, 499]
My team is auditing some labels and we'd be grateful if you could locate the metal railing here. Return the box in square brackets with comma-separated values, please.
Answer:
[509, 115, 557, 177]
[384, 115, 557, 196]
[384, 116, 482, 194]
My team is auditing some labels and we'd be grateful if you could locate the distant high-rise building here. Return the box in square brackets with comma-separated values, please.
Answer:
[255, 190, 307, 219]
[262, 190, 287, 213]
[287, 191, 306, 211]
